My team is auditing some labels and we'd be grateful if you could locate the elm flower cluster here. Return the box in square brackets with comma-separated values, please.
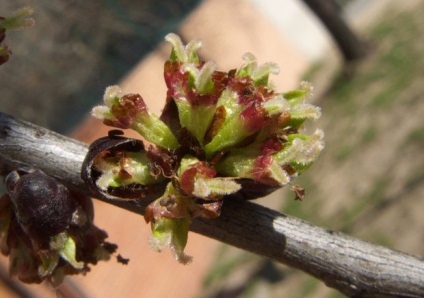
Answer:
[84, 33, 324, 263]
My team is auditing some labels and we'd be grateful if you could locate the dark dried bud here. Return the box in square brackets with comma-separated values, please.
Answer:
[6, 169, 76, 244]
[0, 168, 121, 285]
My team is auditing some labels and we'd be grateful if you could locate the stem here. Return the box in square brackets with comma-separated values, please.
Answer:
[0, 112, 422, 297]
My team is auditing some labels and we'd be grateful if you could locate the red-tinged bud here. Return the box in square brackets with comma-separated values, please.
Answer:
[92, 86, 179, 150]
[104, 93, 147, 129]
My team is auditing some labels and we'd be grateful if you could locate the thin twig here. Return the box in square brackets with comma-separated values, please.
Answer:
[0, 112, 423, 297]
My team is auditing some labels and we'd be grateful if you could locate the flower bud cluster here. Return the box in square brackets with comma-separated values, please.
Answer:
[86, 33, 324, 263]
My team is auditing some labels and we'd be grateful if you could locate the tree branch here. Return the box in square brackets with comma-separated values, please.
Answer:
[302, 0, 369, 62]
[0, 112, 422, 297]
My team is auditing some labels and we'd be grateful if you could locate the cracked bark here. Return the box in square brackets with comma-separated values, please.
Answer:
[0, 112, 423, 297]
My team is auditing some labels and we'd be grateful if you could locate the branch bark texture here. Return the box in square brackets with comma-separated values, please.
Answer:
[302, 0, 368, 62]
[0, 112, 422, 297]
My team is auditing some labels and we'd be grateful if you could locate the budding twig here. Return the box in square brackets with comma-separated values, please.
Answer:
[0, 112, 423, 297]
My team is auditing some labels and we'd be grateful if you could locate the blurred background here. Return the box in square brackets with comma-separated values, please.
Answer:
[1, 0, 423, 297]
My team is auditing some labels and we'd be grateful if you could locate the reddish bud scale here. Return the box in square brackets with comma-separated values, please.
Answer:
[146, 145, 177, 178]
[252, 155, 275, 185]
[181, 162, 217, 195]
[165, 61, 197, 101]
[165, 61, 229, 107]
[204, 105, 227, 144]
[211, 70, 231, 95]
[225, 76, 276, 134]
[186, 87, 219, 107]
[261, 138, 283, 155]
[249, 138, 283, 185]
[164, 61, 182, 89]
[227, 76, 254, 97]
[239, 101, 266, 133]
[104, 94, 148, 129]
[144, 195, 191, 222]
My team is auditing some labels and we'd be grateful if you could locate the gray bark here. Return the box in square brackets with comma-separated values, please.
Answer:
[0, 112, 423, 297]
[302, 0, 368, 62]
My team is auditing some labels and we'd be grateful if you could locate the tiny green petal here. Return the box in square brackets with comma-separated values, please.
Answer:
[267, 160, 291, 185]
[50, 232, 84, 270]
[134, 111, 180, 150]
[236, 52, 257, 77]
[195, 61, 217, 94]
[38, 253, 59, 277]
[285, 81, 314, 105]
[175, 98, 216, 144]
[149, 217, 192, 264]
[165, 33, 201, 63]
[300, 81, 314, 100]
[293, 129, 325, 165]
[251, 62, 279, 86]
[179, 155, 200, 174]
[91, 106, 114, 121]
[94, 152, 158, 190]
[263, 95, 290, 116]
[185, 39, 202, 63]
[290, 103, 322, 120]
[214, 151, 255, 178]
[283, 89, 307, 101]
[236, 53, 279, 86]
[165, 33, 186, 62]
[193, 177, 241, 197]
[204, 90, 251, 157]
[182, 62, 199, 76]
[0, 7, 34, 30]
[182, 61, 216, 94]
[49, 232, 67, 250]
[274, 129, 324, 167]
[95, 166, 119, 190]
[103, 85, 122, 107]
[58, 236, 84, 269]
